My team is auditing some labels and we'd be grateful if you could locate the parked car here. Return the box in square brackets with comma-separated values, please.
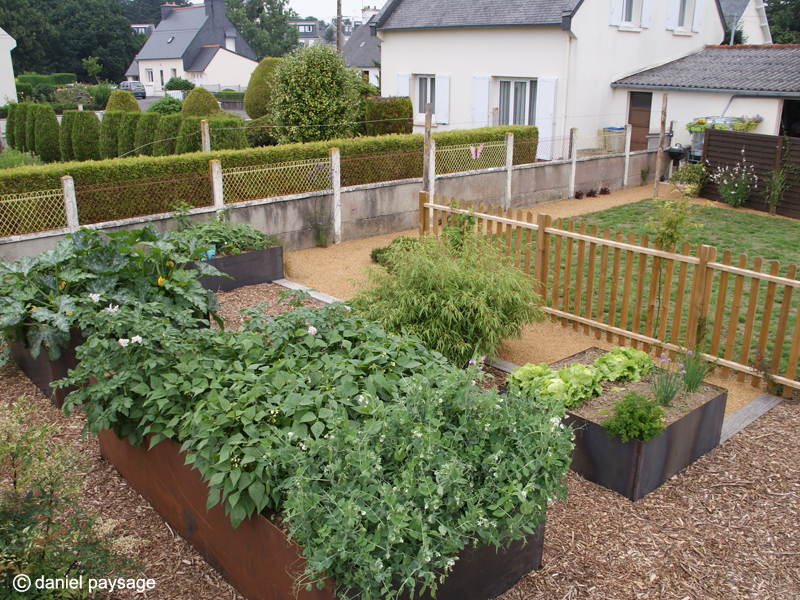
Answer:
[118, 81, 146, 99]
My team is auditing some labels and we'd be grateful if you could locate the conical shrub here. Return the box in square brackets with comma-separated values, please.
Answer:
[60, 111, 79, 162]
[117, 113, 142, 158]
[71, 111, 101, 161]
[99, 111, 125, 159]
[181, 87, 221, 118]
[25, 104, 38, 154]
[134, 113, 161, 156]
[14, 103, 29, 152]
[152, 113, 182, 156]
[6, 103, 16, 149]
[209, 115, 247, 150]
[243, 58, 281, 119]
[105, 90, 142, 113]
[33, 105, 60, 163]
[175, 117, 203, 154]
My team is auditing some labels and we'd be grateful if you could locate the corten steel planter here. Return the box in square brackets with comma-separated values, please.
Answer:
[10, 328, 83, 409]
[196, 246, 283, 293]
[558, 349, 727, 501]
[98, 430, 546, 600]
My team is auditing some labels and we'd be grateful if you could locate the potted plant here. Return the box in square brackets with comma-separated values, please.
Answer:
[172, 207, 284, 292]
[0, 226, 223, 406]
[508, 346, 727, 501]
[60, 303, 573, 600]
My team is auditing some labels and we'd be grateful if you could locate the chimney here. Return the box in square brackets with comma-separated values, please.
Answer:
[160, 2, 174, 22]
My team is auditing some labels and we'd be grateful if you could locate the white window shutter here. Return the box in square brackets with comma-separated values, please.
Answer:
[534, 78, 557, 161]
[640, 0, 653, 28]
[396, 73, 410, 97]
[435, 74, 449, 124]
[692, 0, 704, 32]
[472, 76, 490, 128]
[609, 0, 623, 25]
[665, 0, 679, 30]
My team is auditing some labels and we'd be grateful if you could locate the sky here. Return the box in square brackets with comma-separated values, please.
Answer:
[286, 0, 379, 22]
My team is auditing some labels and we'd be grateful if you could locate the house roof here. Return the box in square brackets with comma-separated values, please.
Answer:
[125, 57, 139, 77]
[718, 0, 751, 30]
[612, 45, 800, 98]
[136, 5, 207, 61]
[374, 0, 581, 31]
[343, 17, 380, 68]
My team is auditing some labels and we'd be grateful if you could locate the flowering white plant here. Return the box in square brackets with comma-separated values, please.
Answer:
[709, 150, 758, 208]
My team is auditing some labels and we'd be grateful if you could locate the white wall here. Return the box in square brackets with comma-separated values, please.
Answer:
[202, 50, 258, 89]
[136, 58, 184, 96]
[0, 27, 17, 105]
[734, 0, 772, 45]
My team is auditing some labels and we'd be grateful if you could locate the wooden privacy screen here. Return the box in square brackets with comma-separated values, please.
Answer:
[419, 192, 800, 396]
[703, 129, 800, 219]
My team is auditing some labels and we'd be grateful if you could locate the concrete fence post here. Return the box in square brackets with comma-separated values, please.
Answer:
[568, 128, 578, 198]
[429, 139, 436, 223]
[201, 119, 211, 153]
[330, 147, 342, 244]
[622, 124, 632, 189]
[505, 132, 513, 209]
[61, 175, 79, 233]
[209, 159, 224, 209]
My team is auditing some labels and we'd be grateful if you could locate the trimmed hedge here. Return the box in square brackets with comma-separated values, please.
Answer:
[15, 83, 33, 102]
[99, 111, 126, 159]
[6, 103, 16, 150]
[134, 113, 161, 156]
[152, 114, 182, 157]
[176, 117, 203, 154]
[209, 116, 247, 151]
[25, 105, 38, 155]
[17, 73, 76, 87]
[14, 104, 29, 152]
[245, 115, 279, 148]
[243, 58, 281, 119]
[106, 90, 142, 113]
[181, 87, 221, 118]
[71, 112, 101, 162]
[33, 105, 60, 163]
[60, 111, 79, 162]
[0, 125, 538, 197]
[365, 96, 413, 136]
[117, 113, 142, 158]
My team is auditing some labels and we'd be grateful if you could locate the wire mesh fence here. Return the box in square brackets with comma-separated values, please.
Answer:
[340, 150, 424, 187]
[575, 129, 627, 157]
[513, 139, 540, 166]
[436, 141, 506, 175]
[221, 158, 333, 204]
[76, 173, 213, 225]
[535, 136, 573, 161]
[0, 189, 67, 236]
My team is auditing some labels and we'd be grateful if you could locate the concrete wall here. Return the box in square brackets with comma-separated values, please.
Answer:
[0, 27, 16, 106]
[0, 149, 658, 261]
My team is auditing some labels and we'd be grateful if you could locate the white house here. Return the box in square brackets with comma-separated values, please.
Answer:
[372, 0, 774, 157]
[127, 0, 258, 96]
[0, 26, 17, 105]
[291, 20, 324, 46]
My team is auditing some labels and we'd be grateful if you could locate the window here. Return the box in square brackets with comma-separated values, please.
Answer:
[171, 68, 177, 78]
[299, 25, 313, 33]
[160, 70, 164, 87]
[145, 69, 153, 83]
[417, 75, 435, 115]
[497, 79, 537, 126]
[623, 0, 634, 22]
[678, 0, 689, 27]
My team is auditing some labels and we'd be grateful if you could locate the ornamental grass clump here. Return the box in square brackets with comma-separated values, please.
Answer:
[351, 229, 545, 367]
[680, 348, 711, 393]
[59, 302, 573, 600]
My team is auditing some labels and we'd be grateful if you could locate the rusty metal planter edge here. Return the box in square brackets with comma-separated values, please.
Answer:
[98, 429, 546, 600]
[195, 246, 284, 293]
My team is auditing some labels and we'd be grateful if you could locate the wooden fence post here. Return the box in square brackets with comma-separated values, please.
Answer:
[652, 93, 667, 198]
[505, 132, 514, 209]
[209, 159, 224, 210]
[419, 191, 429, 236]
[686, 244, 713, 349]
[61, 175, 79, 233]
[534, 213, 552, 297]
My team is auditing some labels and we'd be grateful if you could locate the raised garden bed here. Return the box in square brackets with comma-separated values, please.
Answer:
[98, 429, 546, 600]
[554, 348, 727, 501]
[195, 246, 284, 293]
[9, 329, 82, 408]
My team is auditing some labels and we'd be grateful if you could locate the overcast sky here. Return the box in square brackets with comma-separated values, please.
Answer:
[287, 0, 380, 22]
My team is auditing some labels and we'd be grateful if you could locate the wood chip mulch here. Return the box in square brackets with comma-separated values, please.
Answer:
[1, 283, 798, 599]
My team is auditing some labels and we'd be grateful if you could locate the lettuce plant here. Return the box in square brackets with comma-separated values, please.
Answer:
[592, 346, 653, 382]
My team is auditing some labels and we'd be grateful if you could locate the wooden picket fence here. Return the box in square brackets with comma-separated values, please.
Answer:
[419, 192, 800, 395]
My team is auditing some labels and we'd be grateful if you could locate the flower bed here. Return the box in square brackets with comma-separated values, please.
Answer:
[61, 303, 572, 599]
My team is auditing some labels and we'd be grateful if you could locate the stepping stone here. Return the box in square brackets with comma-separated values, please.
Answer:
[274, 278, 342, 304]
[719, 393, 782, 443]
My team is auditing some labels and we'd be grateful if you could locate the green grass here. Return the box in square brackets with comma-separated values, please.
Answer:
[483, 199, 800, 382]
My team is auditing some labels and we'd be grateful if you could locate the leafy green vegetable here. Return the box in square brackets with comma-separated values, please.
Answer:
[593, 346, 653, 382]
[556, 363, 603, 409]
[602, 391, 665, 443]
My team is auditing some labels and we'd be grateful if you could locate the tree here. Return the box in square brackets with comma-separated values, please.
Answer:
[271, 44, 361, 142]
[766, 0, 800, 43]
[0, 0, 58, 75]
[322, 25, 336, 43]
[121, 0, 189, 25]
[226, 0, 299, 59]
[82, 56, 102, 84]
[243, 58, 282, 119]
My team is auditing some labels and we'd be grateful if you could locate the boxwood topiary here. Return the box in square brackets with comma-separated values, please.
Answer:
[243, 57, 281, 119]
[152, 113, 183, 156]
[99, 111, 126, 159]
[6, 103, 16, 150]
[71, 111, 101, 162]
[181, 87, 221, 118]
[175, 116, 203, 153]
[105, 90, 142, 113]
[25, 104, 38, 155]
[33, 105, 60, 163]
[209, 115, 247, 150]
[59, 110, 79, 162]
[134, 113, 161, 156]
[365, 96, 413, 136]
[117, 113, 142, 158]
[14, 103, 29, 152]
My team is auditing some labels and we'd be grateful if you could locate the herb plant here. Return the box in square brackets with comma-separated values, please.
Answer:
[352, 229, 544, 367]
[59, 303, 573, 599]
[680, 348, 710, 393]
[0, 226, 223, 362]
[648, 353, 686, 406]
[601, 391, 665, 443]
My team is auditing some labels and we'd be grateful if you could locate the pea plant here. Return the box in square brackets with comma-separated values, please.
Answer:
[59, 303, 573, 599]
